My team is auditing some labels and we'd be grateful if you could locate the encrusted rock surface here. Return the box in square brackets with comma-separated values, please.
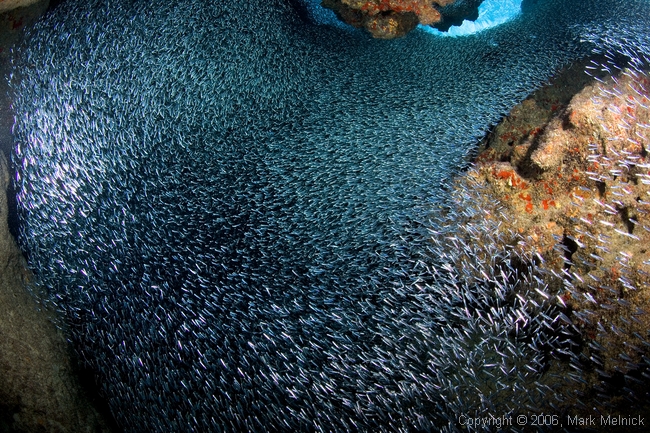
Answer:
[445, 56, 650, 415]
[1, 153, 115, 433]
[321, 0, 482, 39]
[0, 0, 42, 14]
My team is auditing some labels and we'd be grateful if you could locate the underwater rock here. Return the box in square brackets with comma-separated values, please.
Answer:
[8, 0, 650, 431]
[448, 54, 650, 416]
[0, 154, 114, 433]
[0, 0, 42, 14]
[432, 0, 482, 32]
[321, 0, 481, 38]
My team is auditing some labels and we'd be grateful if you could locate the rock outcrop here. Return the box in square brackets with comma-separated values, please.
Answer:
[443, 56, 650, 416]
[0, 0, 42, 15]
[321, 0, 483, 38]
[1, 153, 115, 433]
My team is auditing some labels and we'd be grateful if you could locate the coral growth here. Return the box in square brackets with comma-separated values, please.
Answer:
[444, 55, 650, 414]
[321, 0, 481, 38]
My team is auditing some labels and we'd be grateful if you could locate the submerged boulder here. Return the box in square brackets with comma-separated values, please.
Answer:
[444, 55, 650, 417]
[321, 0, 483, 38]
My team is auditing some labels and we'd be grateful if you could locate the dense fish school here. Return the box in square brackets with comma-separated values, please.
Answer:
[9, 0, 650, 431]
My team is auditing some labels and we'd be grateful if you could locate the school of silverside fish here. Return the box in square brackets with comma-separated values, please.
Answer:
[8, 0, 650, 431]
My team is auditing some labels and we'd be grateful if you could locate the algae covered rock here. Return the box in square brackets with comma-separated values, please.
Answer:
[443, 54, 650, 417]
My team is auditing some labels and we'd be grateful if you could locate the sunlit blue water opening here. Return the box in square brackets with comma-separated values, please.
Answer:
[421, 0, 523, 36]
[302, 0, 523, 36]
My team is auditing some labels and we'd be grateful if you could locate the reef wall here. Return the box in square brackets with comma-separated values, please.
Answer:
[439, 53, 650, 420]
[8, 0, 650, 431]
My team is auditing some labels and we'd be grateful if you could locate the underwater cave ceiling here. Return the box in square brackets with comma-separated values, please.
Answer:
[321, 0, 483, 38]
[6, 0, 650, 431]
[0, 0, 41, 14]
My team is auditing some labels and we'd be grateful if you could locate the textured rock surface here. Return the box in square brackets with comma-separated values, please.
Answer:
[321, 0, 482, 38]
[0, 0, 41, 14]
[444, 55, 650, 417]
[1, 152, 114, 433]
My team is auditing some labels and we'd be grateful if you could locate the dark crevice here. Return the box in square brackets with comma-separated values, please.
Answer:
[562, 236, 579, 270]
[620, 206, 635, 235]
[5, 159, 20, 245]
[286, 0, 312, 24]
[70, 357, 122, 433]
[47, 0, 67, 13]
[0, 401, 20, 433]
